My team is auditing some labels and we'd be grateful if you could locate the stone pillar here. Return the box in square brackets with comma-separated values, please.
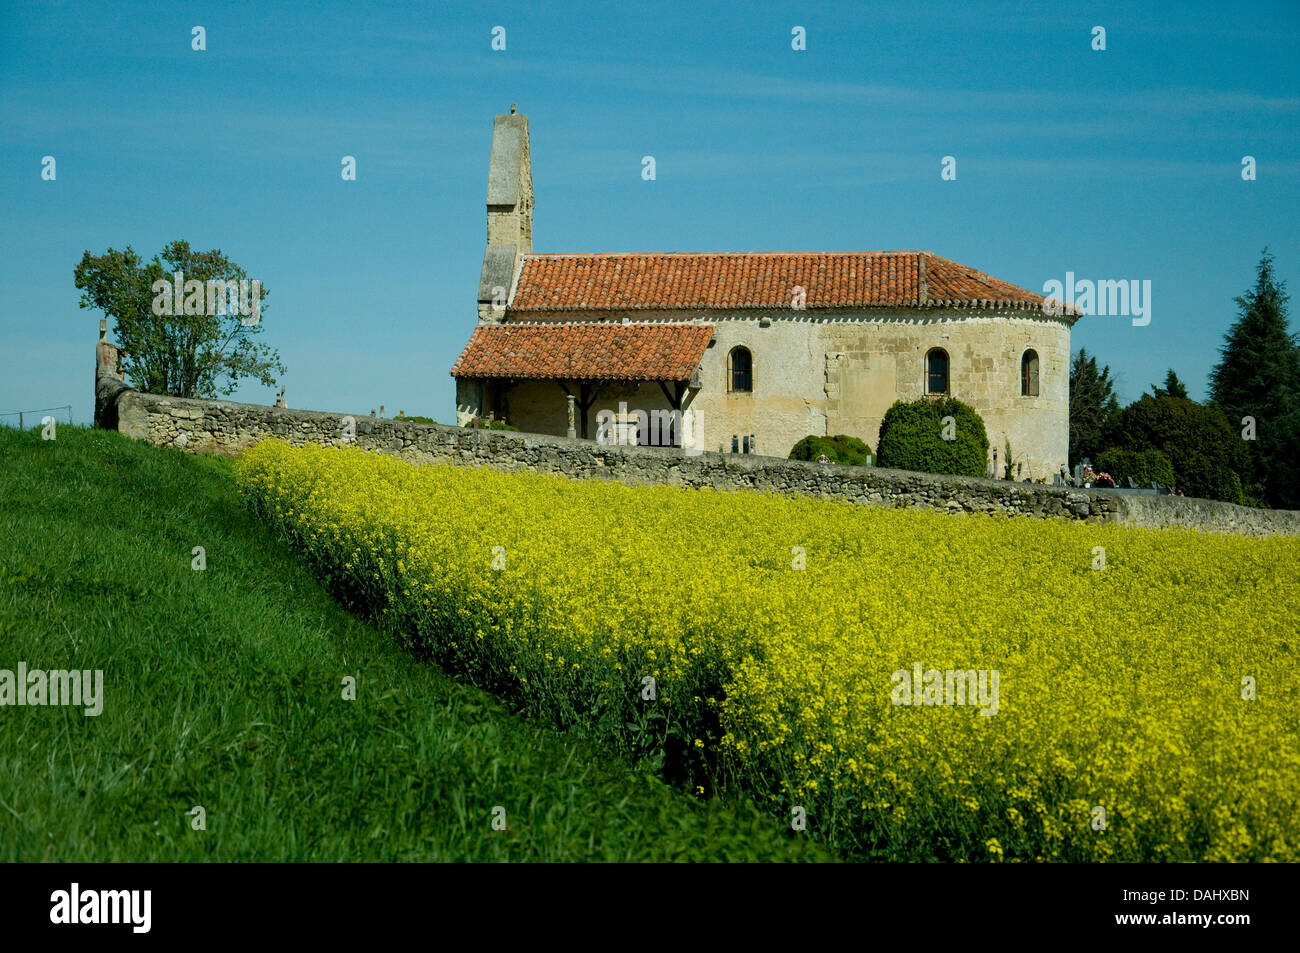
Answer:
[94, 319, 131, 430]
[566, 394, 576, 439]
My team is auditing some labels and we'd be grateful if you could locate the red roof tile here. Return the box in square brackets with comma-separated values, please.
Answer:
[507, 251, 1078, 315]
[450, 323, 714, 381]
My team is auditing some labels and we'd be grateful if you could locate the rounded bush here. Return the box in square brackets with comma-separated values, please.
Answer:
[827, 434, 872, 465]
[876, 397, 989, 478]
[789, 434, 873, 466]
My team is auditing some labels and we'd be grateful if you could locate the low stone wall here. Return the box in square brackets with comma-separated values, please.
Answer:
[110, 389, 1300, 538]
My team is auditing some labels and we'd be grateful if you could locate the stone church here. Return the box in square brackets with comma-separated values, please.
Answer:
[451, 108, 1081, 480]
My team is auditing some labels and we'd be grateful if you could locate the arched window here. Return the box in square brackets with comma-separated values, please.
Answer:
[729, 346, 752, 393]
[926, 348, 949, 395]
[1021, 349, 1040, 396]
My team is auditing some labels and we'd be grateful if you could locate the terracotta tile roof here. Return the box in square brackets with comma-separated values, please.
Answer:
[507, 251, 1079, 316]
[450, 323, 714, 381]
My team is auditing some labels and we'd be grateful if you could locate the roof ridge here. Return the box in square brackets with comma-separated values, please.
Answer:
[522, 250, 928, 258]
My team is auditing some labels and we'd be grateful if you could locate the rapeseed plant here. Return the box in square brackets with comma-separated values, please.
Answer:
[237, 440, 1300, 861]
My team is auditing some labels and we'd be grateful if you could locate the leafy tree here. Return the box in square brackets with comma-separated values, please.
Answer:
[75, 241, 284, 398]
[1101, 395, 1249, 503]
[1149, 369, 1189, 400]
[876, 397, 989, 478]
[1208, 250, 1300, 509]
[1069, 348, 1121, 464]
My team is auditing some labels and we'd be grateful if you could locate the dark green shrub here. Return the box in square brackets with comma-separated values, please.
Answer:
[395, 414, 436, 424]
[790, 436, 838, 462]
[1095, 448, 1177, 489]
[827, 434, 872, 465]
[876, 397, 990, 478]
[1100, 396, 1249, 503]
[789, 434, 874, 466]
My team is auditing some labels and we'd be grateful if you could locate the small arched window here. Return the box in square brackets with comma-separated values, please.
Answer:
[729, 346, 752, 393]
[926, 348, 949, 395]
[1021, 349, 1040, 396]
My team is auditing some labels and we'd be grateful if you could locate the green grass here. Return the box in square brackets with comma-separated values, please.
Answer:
[0, 425, 828, 861]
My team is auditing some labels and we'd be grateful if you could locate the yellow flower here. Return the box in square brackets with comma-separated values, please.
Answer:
[234, 438, 1300, 864]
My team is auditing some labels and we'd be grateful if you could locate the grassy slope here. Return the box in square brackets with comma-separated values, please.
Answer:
[0, 425, 827, 861]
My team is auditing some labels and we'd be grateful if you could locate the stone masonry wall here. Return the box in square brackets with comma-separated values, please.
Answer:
[110, 389, 1300, 538]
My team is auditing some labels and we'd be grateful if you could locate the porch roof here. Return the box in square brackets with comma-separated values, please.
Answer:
[450, 322, 713, 382]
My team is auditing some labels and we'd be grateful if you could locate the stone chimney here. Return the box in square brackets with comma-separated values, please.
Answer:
[477, 106, 532, 323]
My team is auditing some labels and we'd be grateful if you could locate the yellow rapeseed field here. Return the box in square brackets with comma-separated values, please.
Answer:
[236, 439, 1300, 861]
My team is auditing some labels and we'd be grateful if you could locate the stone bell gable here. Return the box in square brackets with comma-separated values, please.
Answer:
[477, 105, 533, 323]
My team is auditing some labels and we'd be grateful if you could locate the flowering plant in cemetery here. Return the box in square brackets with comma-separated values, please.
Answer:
[237, 439, 1300, 861]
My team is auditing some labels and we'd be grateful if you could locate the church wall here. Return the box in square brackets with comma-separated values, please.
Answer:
[690, 318, 829, 458]
[813, 310, 1071, 480]
[480, 307, 1071, 478]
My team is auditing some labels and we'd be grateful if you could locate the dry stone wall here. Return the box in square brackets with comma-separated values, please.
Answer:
[110, 389, 1300, 538]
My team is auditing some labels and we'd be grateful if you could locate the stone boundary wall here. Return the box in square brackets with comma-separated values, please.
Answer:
[110, 389, 1300, 538]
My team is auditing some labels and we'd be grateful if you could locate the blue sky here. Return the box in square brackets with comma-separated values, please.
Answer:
[3, 0, 1298, 424]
